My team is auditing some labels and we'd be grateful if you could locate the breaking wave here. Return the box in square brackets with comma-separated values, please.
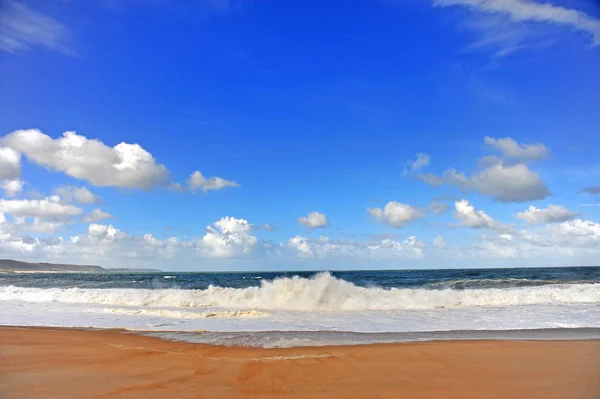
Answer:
[1, 272, 599, 311]
[100, 308, 267, 319]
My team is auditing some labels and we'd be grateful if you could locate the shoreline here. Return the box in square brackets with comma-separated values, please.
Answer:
[1, 326, 599, 398]
[4, 325, 600, 348]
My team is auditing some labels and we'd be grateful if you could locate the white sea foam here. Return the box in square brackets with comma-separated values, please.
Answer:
[1, 272, 598, 311]
[100, 307, 267, 319]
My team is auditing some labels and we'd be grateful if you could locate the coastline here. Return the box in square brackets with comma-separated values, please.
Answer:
[1, 326, 599, 398]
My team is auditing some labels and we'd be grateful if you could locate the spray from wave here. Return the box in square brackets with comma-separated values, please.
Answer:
[1, 272, 598, 311]
[100, 308, 267, 319]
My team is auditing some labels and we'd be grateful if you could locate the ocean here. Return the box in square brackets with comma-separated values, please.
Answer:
[1, 266, 599, 347]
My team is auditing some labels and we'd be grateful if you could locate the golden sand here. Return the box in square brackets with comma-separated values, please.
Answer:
[1, 327, 599, 398]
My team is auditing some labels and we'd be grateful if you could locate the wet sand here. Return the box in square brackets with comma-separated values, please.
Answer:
[1, 326, 599, 399]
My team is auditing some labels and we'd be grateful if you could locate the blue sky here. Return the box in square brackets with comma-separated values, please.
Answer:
[0, 0, 599, 270]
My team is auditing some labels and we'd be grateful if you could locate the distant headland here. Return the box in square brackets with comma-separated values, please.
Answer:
[0, 259, 161, 273]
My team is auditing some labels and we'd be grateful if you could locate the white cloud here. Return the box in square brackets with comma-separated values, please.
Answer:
[262, 223, 277, 231]
[416, 172, 444, 186]
[1, 208, 598, 267]
[74, 224, 127, 246]
[429, 200, 450, 215]
[466, 233, 521, 259]
[368, 201, 424, 228]
[0, 215, 69, 234]
[433, 235, 447, 248]
[288, 235, 315, 257]
[54, 186, 101, 204]
[367, 236, 427, 259]
[471, 162, 550, 202]
[200, 217, 258, 258]
[418, 137, 550, 202]
[0, 146, 21, 180]
[143, 233, 164, 247]
[287, 234, 426, 260]
[0, 196, 82, 221]
[3, 129, 170, 189]
[549, 219, 600, 237]
[186, 171, 239, 193]
[454, 199, 512, 231]
[516, 204, 579, 224]
[520, 219, 600, 252]
[484, 136, 548, 163]
[405, 153, 430, 174]
[434, 0, 600, 47]
[0, 1, 71, 54]
[298, 211, 328, 229]
[1, 179, 23, 197]
[26, 218, 69, 234]
[82, 208, 114, 223]
[412, 153, 430, 171]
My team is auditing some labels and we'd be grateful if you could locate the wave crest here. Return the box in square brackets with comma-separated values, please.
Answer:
[1, 272, 599, 311]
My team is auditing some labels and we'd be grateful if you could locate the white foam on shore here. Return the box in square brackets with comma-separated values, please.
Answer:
[100, 307, 267, 319]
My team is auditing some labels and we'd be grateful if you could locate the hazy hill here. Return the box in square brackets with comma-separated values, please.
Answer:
[0, 259, 161, 273]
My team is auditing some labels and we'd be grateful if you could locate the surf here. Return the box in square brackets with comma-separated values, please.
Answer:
[1, 272, 598, 311]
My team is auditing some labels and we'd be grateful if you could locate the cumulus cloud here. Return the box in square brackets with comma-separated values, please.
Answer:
[368, 201, 424, 228]
[2, 208, 598, 267]
[82, 208, 114, 223]
[288, 235, 316, 257]
[367, 236, 427, 259]
[470, 162, 550, 202]
[73, 224, 127, 246]
[3, 129, 170, 189]
[298, 212, 328, 228]
[186, 171, 239, 193]
[1, 179, 23, 197]
[200, 217, 258, 258]
[432, 235, 447, 248]
[0, 214, 70, 234]
[0, 196, 82, 221]
[453, 199, 512, 231]
[26, 218, 69, 234]
[0, 1, 72, 54]
[416, 137, 550, 202]
[287, 234, 426, 260]
[0, 146, 21, 181]
[484, 136, 548, 163]
[516, 204, 579, 225]
[446, 214, 600, 262]
[520, 219, 600, 252]
[54, 186, 101, 204]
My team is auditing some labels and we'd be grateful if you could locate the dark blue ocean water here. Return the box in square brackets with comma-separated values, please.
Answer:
[2, 266, 599, 290]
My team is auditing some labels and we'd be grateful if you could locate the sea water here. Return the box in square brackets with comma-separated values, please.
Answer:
[1, 267, 599, 347]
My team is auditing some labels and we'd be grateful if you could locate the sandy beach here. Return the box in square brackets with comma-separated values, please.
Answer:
[0, 327, 598, 399]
